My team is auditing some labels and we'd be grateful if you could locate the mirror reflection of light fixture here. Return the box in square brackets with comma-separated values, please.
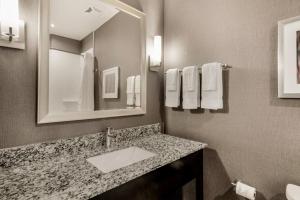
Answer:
[0, 0, 25, 49]
[149, 35, 162, 71]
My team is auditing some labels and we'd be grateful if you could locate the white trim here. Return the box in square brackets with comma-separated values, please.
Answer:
[37, 0, 147, 124]
[278, 16, 300, 98]
[38, 0, 50, 123]
[38, 108, 146, 124]
[100, 0, 145, 19]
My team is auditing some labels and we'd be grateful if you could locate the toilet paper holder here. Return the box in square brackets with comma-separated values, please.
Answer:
[231, 180, 256, 200]
[231, 180, 240, 187]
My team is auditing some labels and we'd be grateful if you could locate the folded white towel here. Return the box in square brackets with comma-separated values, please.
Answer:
[126, 76, 135, 106]
[182, 66, 200, 109]
[186, 68, 196, 91]
[202, 63, 217, 91]
[135, 75, 141, 107]
[165, 69, 181, 107]
[166, 69, 178, 91]
[201, 63, 223, 110]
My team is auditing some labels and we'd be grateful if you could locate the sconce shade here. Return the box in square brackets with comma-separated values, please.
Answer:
[0, 0, 20, 38]
[0, 0, 25, 49]
[150, 35, 162, 67]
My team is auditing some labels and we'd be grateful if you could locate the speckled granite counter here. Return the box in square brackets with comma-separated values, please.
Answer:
[0, 124, 207, 200]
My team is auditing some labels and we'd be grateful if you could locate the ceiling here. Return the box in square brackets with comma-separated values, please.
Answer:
[50, 0, 119, 41]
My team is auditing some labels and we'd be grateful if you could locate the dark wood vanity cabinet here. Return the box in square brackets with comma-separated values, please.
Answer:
[92, 150, 203, 200]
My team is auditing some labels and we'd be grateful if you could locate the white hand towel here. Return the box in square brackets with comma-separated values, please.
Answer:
[186, 68, 196, 91]
[182, 66, 200, 109]
[165, 69, 181, 107]
[202, 63, 217, 91]
[126, 76, 135, 106]
[166, 69, 178, 91]
[135, 75, 141, 107]
[201, 62, 223, 110]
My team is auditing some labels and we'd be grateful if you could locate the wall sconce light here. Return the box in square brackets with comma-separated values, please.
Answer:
[0, 0, 25, 49]
[149, 35, 162, 71]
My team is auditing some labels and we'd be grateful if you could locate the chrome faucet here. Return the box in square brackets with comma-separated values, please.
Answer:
[105, 127, 116, 149]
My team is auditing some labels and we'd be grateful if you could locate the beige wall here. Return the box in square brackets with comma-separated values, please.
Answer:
[50, 34, 81, 54]
[0, 0, 163, 149]
[81, 33, 94, 54]
[164, 0, 300, 199]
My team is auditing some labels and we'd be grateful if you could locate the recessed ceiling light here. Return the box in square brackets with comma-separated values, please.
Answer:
[50, 24, 55, 28]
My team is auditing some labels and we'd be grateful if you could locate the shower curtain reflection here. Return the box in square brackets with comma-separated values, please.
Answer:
[80, 50, 95, 111]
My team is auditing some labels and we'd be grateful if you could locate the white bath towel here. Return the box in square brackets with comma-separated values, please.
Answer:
[165, 69, 181, 107]
[182, 66, 200, 109]
[201, 62, 223, 110]
[135, 75, 141, 107]
[126, 76, 135, 106]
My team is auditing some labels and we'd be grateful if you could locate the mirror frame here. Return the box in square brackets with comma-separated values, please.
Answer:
[37, 0, 147, 124]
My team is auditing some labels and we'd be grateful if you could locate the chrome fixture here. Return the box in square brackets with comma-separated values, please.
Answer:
[164, 63, 232, 74]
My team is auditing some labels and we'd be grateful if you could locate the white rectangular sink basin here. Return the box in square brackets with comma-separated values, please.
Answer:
[87, 147, 156, 173]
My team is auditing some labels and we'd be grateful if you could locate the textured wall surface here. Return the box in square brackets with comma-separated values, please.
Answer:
[0, 0, 164, 148]
[164, 0, 300, 199]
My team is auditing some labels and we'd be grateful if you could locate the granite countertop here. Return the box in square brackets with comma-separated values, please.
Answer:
[0, 124, 207, 200]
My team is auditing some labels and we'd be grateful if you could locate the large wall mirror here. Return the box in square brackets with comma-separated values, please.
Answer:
[38, 0, 146, 124]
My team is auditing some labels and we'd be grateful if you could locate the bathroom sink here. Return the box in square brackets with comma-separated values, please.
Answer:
[87, 147, 156, 173]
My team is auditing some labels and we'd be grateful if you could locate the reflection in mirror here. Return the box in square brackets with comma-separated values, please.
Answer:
[48, 0, 142, 114]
